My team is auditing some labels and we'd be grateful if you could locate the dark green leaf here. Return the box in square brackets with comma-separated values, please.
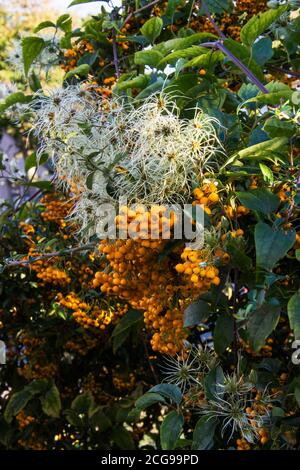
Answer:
[135, 392, 166, 410]
[192, 416, 217, 450]
[149, 384, 182, 405]
[255, 222, 296, 271]
[248, 303, 281, 351]
[204, 366, 224, 400]
[112, 309, 143, 353]
[40, 383, 61, 418]
[240, 5, 287, 47]
[160, 411, 184, 450]
[288, 293, 300, 340]
[214, 314, 234, 355]
[236, 189, 280, 215]
[183, 299, 211, 327]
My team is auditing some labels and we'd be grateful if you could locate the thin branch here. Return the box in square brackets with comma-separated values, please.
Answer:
[121, 0, 162, 28]
[201, 0, 226, 39]
[4, 244, 96, 268]
[200, 41, 269, 94]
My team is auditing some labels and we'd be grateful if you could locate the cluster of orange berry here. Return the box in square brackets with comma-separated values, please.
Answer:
[92, 206, 192, 354]
[61, 39, 94, 72]
[224, 204, 249, 219]
[40, 193, 72, 229]
[192, 182, 220, 215]
[175, 249, 220, 289]
[57, 291, 128, 331]
[64, 336, 99, 356]
[16, 410, 35, 430]
[112, 371, 136, 392]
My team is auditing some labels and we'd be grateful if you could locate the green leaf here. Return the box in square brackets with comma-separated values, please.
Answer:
[160, 411, 184, 450]
[225, 137, 288, 167]
[4, 389, 33, 423]
[135, 392, 166, 410]
[214, 314, 234, 355]
[34, 21, 56, 33]
[240, 5, 287, 47]
[248, 303, 281, 351]
[40, 383, 61, 418]
[157, 46, 208, 67]
[184, 299, 211, 327]
[89, 407, 112, 431]
[134, 50, 163, 68]
[71, 392, 94, 414]
[223, 38, 264, 82]
[65, 64, 90, 79]
[252, 37, 273, 65]
[204, 367, 224, 400]
[259, 163, 274, 183]
[22, 37, 46, 76]
[149, 384, 182, 405]
[25, 152, 48, 171]
[57, 14, 72, 32]
[226, 242, 252, 272]
[255, 222, 296, 271]
[236, 189, 280, 215]
[192, 416, 217, 450]
[288, 293, 300, 340]
[111, 426, 135, 450]
[140, 17, 163, 43]
[184, 51, 224, 69]
[69, 0, 102, 6]
[0, 92, 32, 112]
[199, 0, 233, 14]
[295, 387, 300, 407]
[116, 74, 150, 91]
[112, 309, 143, 353]
[264, 116, 296, 138]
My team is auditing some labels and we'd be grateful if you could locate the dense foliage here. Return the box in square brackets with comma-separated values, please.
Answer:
[1, 0, 300, 451]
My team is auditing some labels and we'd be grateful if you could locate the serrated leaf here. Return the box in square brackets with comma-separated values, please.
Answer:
[288, 293, 300, 340]
[158, 46, 208, 67]
[240, 5, 287, 47]
[184, 51, 224, 69]
[160, 411, 184, 450]
[255, 222, 296, 271]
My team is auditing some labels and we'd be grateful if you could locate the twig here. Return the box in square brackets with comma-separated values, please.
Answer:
[111, 9, 120, 79]
[4, 244, 96, 268]
[121, 0, 162, 28]
[200, 41, 269, 94]
[201, 0, 226, 39]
